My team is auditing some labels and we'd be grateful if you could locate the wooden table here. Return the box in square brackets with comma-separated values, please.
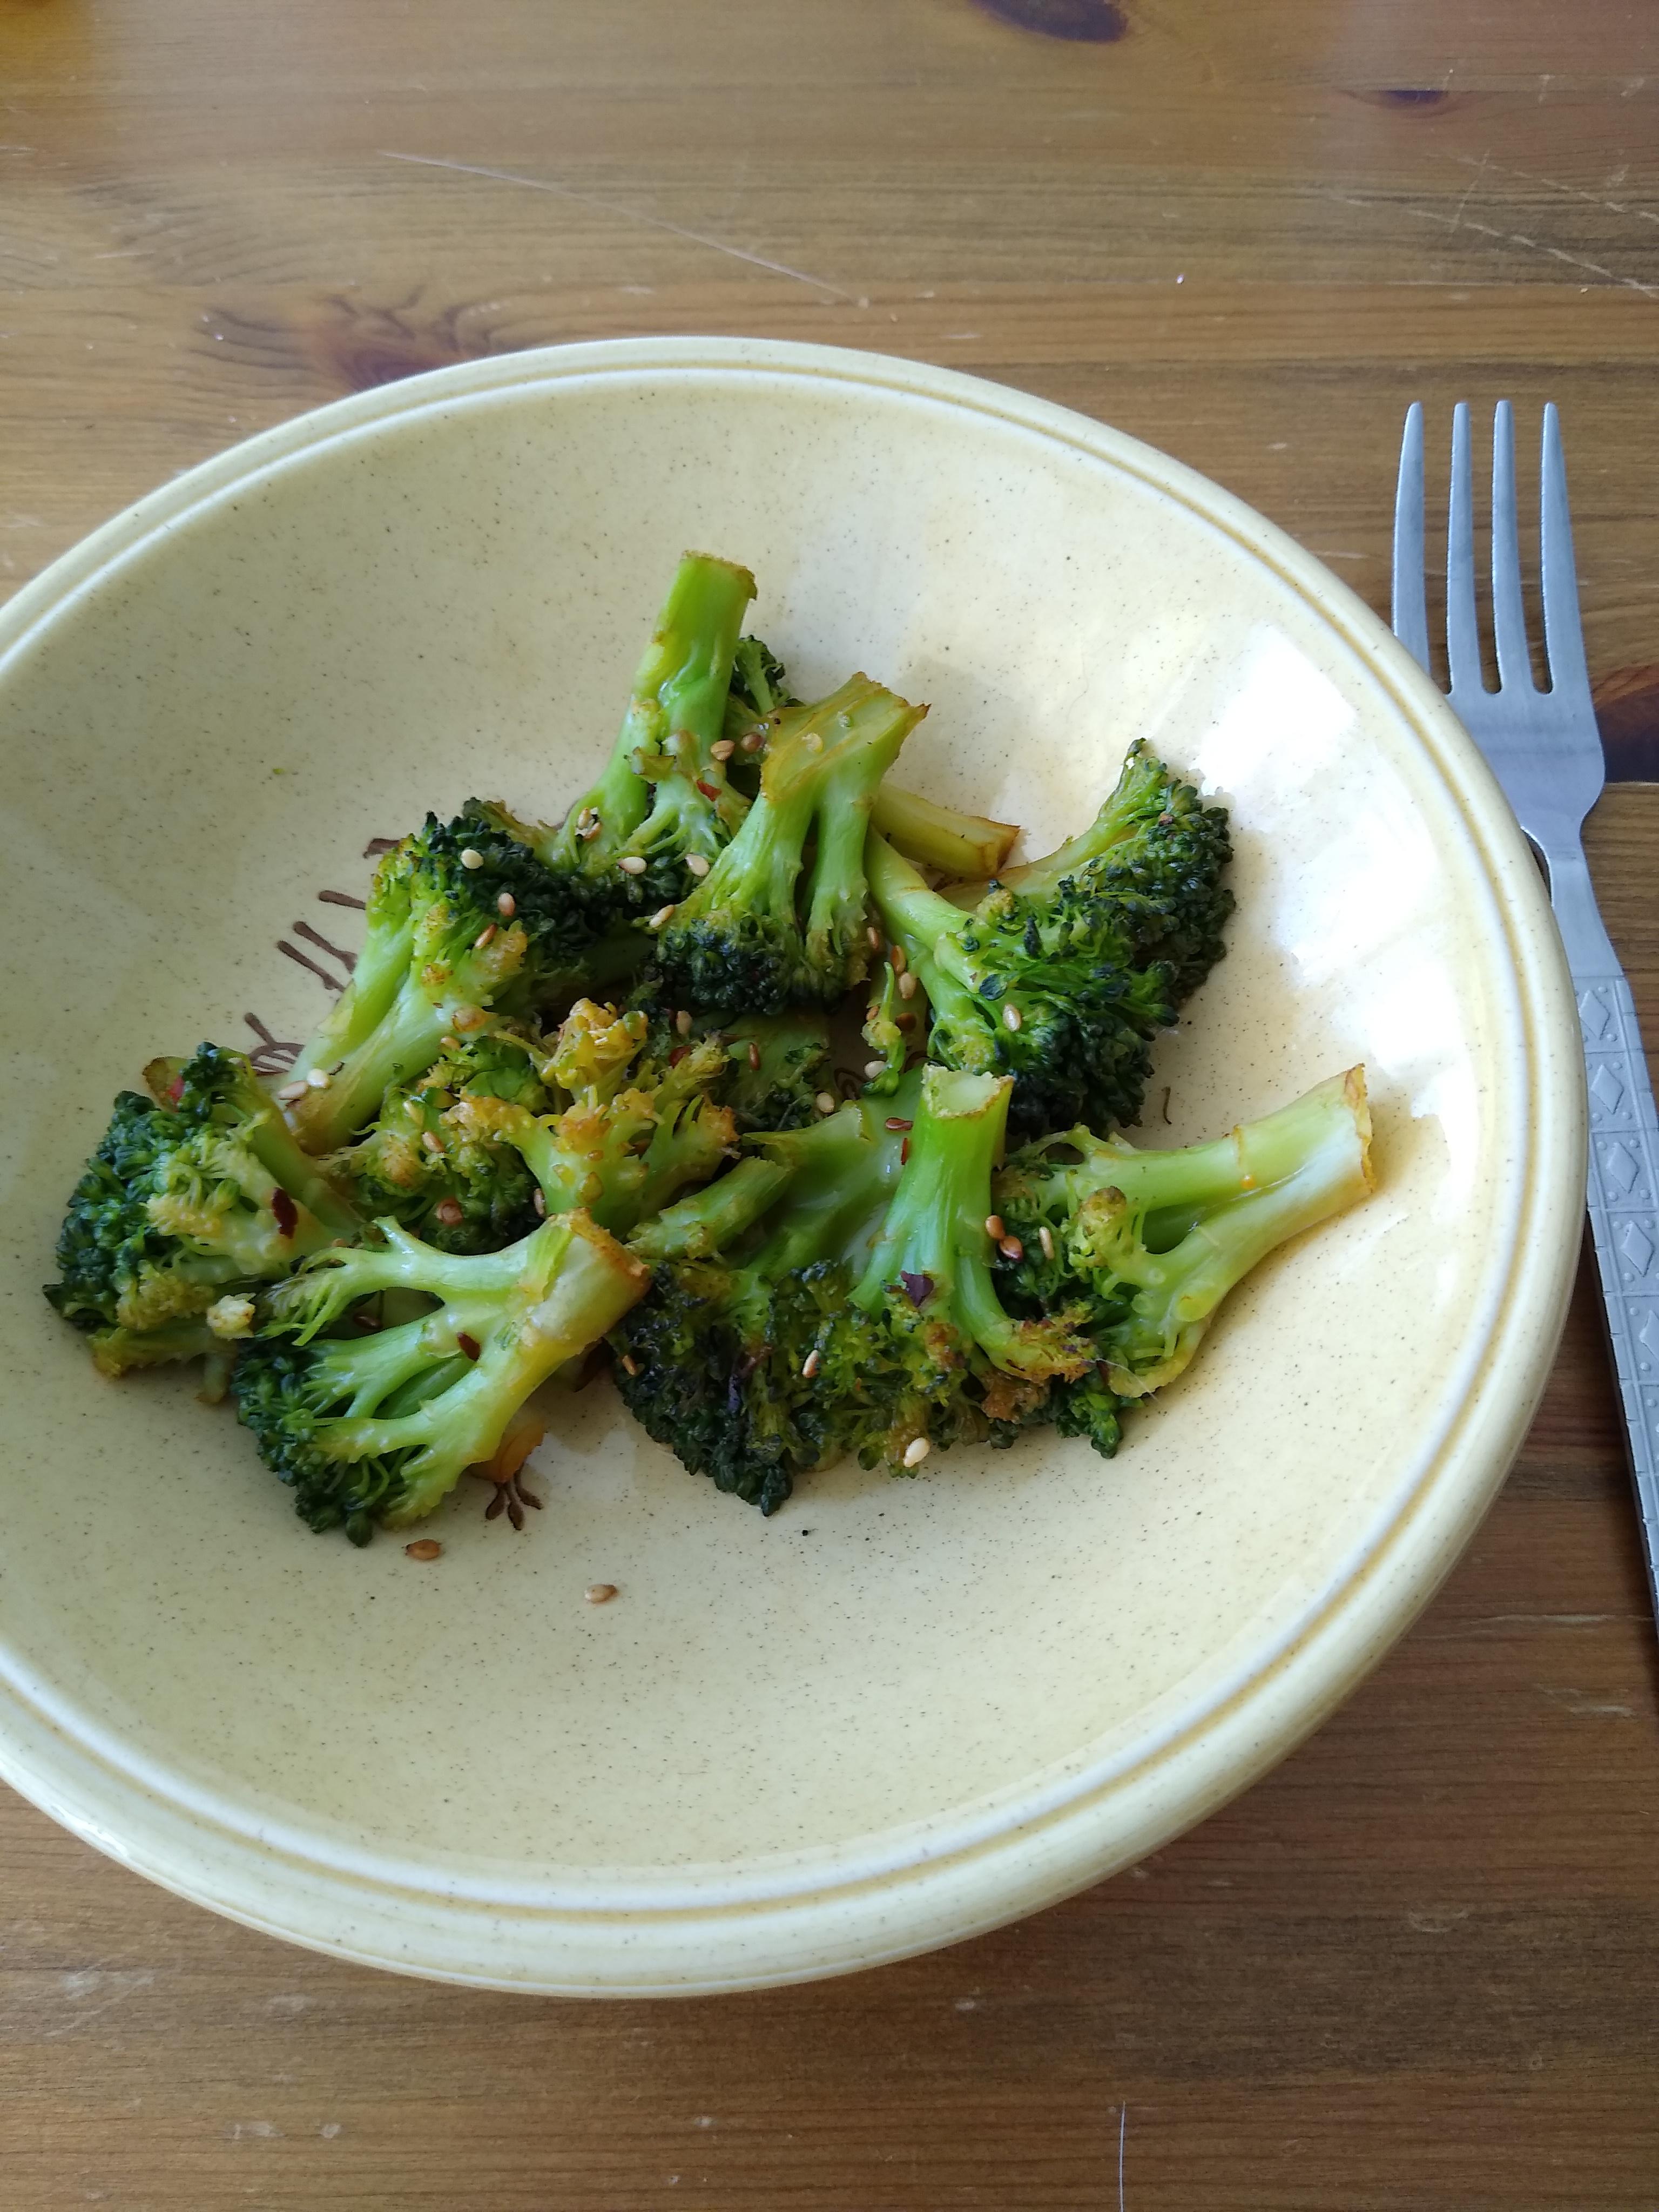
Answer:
[4, 3, 1658, 2204]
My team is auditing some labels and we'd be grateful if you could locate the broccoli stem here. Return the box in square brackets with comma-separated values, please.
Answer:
[939, 738, 1176, 906]
[853, 1069, 1003, 1309]
[747, 1094, 911, 1278]
[285, 977, 453, 1154]
[289, 849, 416, 1083]
[1088, 1072, 1374, 1394]
[864, 831, 996, 1047]
[870, 785, 1019, 880]
[90, 1317, 220, 1378]
[629, 1157, 794, 1264]
[547, 553, 758, 874]
[328, 1216, 649, 1523]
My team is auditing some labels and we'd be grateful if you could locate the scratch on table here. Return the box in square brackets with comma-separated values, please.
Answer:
[1448, 151, 1659, 229]
[378, 151, 855, 301]
[1309, 187, 1659, 301]
[41, 1968, 156, 2040]
[1118, 2102, 1128, 2211]
[1537, 1683, 1636, 1717]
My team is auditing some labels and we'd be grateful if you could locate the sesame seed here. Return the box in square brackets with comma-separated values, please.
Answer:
[801, 729, 823, 753]
[451, 1005, 484, 1030]
[647, 903, 676, 929]
[675, 1008, 693, 1036]
[1003, 1003, 1023, 1031]
[1038, 1224, 1056, 1260]
[421, 1131, 443, 1155]
[275, 1079, 308, 1103]
[884, 1116, 912, 1132]
[473, 922, 496, 949]
[305, 1068, 331, 1090]
[685, 852, 711, 878]
[864, 1059, 888, 1080]
[897, 1013, 916, 1031]
[984, 1213, 1006, 1241]
[460, 847, 484, 870]
[496, 891, 516, 918]
[532, 1189, 547, 1217]
[404, 1540, 443, 1561]
[579, 818, 604, 841]
[898, 972, 919, 1000]
[801, 1348, 821, 1380]
[617, 854, 648, 875]
[902, 1436, 931, 1468]
[585, 1582, 618, 1604]
[440, 1035, 460, 1051]
[434, 1198, 464, 1227]
[867, 925, 882, 952]
[889, 945, 907, 975]
[710, 738, 736, 761]
[815, 1091, 837, 1116]
[740, 729, 766, 752]
[620, 1354, 639, 1377]
[999, 1236, 1024, 1262]
[574, 806, 594, 829]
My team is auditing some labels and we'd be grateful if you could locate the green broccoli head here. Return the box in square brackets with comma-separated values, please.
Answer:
[234, 1206, 651, 1542]
[995, 1067, 1374, 1446]
[284, 801, 606, 1155]
[45, 1043, 361, 1373]
[653, 675, 927, 1016]
[866, 746, 1232, 1140]
[323, 1021, 554, 1253]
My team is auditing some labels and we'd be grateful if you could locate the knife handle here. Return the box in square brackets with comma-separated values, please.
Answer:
[1575, 969, 1659, 1611]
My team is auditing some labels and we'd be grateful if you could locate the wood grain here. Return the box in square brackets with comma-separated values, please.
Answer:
[3, 2, 1658, 2205]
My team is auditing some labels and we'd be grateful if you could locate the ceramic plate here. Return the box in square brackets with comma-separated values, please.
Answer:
[0, 340, 1584, 1992]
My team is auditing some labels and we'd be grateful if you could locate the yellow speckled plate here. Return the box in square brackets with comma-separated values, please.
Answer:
[0, 340, 1584, 1993]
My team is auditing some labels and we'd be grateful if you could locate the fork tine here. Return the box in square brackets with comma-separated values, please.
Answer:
[1539, 401, 1591, 699]
[1445, 401, 1484, 698]
[1489, 400, 1534, 691]
[1392, 402, 1431, 673]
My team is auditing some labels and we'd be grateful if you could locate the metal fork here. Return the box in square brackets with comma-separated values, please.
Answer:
[1393, 400, 1659, 1624]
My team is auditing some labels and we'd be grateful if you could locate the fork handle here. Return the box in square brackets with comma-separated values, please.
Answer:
[1572, 963, 1659, 1612]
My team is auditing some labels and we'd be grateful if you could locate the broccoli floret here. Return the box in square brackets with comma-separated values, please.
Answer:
[285, 802, 602, 1154]
[653, 675, 927, 1015]
[45, 1044, 361, 1374]
[950, 737, 1235, 996]
[995, 1068, 1374, 1448]
[234, 1208, 650, 1542]
[611, 1091, 909, 1510]
[725, 636, 1018, 878]
[613, 1066, 1093, 1509]
[323, 1022, 554, 1253]
[453, 997, 737, 1239]
[714, 1013, 834, 1132]
[532, 552, 758, 926]
[865, 745, 1233, 1140]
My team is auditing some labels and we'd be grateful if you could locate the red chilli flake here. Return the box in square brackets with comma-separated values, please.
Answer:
[900, 1138, 911, 1165]
[166, 1075, 186, 1105]
[456, 1332, 482, 1361]
[695, 778, 721, 800]
[884, 1116, 913, 1132]
[900, 1270, 933, 1308]
[669, 1044, 690, 1067]
[271, 1188, 298, 1239]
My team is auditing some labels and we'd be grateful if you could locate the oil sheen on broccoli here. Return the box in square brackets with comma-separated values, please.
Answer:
[994, 1068, 1375, 1453]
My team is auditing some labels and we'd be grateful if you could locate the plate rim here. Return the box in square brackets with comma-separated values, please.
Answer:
[0, 336, 1588, 1993]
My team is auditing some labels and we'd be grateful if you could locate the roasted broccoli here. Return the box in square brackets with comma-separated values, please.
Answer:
[532, 552, 758, 926]
[284, 802, 601, 1155]
[724, 636, 1017, 878]
[45, 1043, 361, 1378]
[612, 1066, 1093, 1511]
[865, 743, 1233, 1139]
[994, 1068, 1374, 1452]
[323, 1021, 555, 1253]
[653, 675, 927, 1015]
[234, 1206, 650, 1543]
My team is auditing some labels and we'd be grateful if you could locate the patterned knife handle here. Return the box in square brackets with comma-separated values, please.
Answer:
[1577, 973, 1659, 1609]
